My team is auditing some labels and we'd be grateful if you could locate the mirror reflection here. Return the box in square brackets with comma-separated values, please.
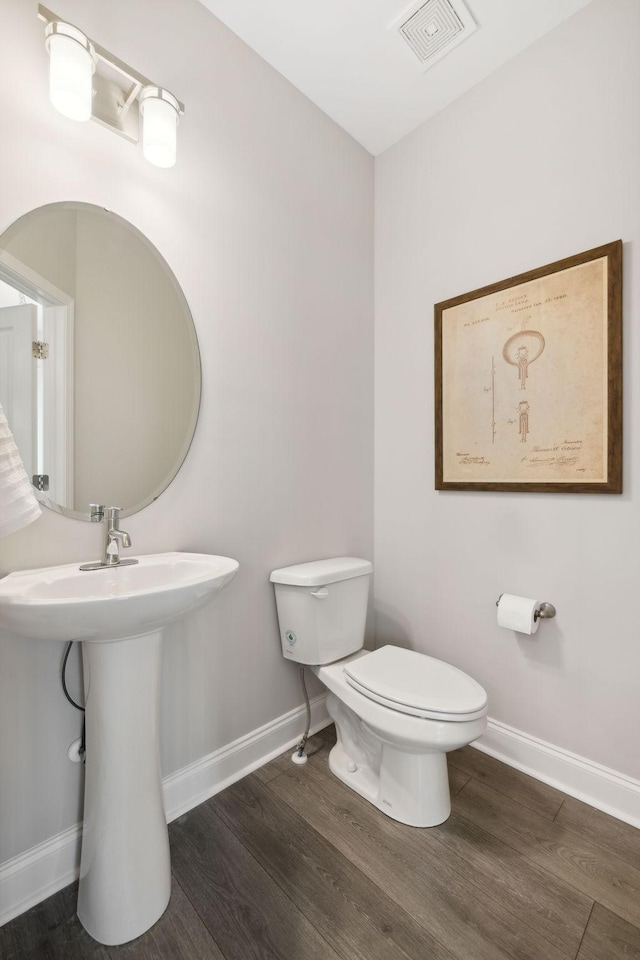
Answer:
[0, 202, 200, 519]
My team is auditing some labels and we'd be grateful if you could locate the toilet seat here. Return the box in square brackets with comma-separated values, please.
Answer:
[343, 645, 487, 722]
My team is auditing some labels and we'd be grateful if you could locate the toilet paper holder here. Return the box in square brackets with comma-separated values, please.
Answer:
[495, 595, 556, 622]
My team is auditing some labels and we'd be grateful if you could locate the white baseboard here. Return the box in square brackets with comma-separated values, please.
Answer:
[0, 694, 330, 927]
[475, 717, 640, 829]
[5, 703, 637, 928]
[0, 823, 82, 929]
[162, 693, 330, 821]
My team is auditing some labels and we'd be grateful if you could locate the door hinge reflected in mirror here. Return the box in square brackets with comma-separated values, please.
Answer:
[32, 340, 49, 359]
[33, 474, 50, 491]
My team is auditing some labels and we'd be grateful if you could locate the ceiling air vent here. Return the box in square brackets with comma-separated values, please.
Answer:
[394, 0, 478, 71]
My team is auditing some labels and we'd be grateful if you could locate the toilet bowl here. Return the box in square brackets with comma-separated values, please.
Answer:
[315, 647, 486, 826]
[270, 557, 488, 827]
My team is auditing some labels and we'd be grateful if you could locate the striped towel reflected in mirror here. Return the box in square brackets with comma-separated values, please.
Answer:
[0, 401, 41, 537]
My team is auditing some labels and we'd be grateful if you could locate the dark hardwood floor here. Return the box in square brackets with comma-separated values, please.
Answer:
[2, 726, 640, 959]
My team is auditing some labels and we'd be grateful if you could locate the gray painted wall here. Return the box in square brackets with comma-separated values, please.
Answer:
[0, 0, 374, 864]
[374, 0, 639, 779]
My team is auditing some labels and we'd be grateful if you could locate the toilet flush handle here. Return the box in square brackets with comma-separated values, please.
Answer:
[310, 587, 329, 599]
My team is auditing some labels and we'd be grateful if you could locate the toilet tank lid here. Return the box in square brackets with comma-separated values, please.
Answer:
[270, 557, 373, 586]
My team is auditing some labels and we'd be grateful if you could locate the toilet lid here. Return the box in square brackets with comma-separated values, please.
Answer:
[343, 646, 487, 722]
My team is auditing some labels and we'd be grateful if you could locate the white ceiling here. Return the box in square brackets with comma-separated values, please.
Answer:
[198, 0, 594, 155]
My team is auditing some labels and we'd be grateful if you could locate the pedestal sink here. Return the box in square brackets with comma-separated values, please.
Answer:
[0, 552, 239, 945]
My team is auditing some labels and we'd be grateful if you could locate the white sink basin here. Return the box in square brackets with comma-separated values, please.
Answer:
[0, 552, 239, 642]
[0, 550, 239, 945]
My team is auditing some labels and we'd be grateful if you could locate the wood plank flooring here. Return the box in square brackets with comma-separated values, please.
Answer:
[2, 726, 639, 960]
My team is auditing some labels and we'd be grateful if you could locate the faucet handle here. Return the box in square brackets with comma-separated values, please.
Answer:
[105, 506, 123, 521]
[89, 504, 105, 522]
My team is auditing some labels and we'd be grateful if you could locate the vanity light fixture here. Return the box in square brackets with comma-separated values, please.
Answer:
[38, 5, 184, 168]
[44, 21, 95, 121]
[139, 87, 181, 169]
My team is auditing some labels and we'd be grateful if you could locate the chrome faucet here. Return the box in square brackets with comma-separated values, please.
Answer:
[103, 507, 132, 565]
[80, 505, 139, 571]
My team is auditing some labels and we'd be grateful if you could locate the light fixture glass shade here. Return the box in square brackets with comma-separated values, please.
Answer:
[45, 23, 95, 122]
[140, 87, 180, 168]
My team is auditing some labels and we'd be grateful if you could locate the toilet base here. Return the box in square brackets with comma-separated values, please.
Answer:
[328, 739, 451, 827]
[325, 687, 454, 828]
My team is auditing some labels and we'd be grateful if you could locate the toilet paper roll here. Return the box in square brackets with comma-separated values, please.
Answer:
[497, 593, 539, 635]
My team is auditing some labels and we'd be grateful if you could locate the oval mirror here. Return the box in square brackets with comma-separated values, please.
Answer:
[0, 202, 200, 520]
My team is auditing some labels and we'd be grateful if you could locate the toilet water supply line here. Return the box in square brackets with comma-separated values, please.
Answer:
[292, 666, 311, 765]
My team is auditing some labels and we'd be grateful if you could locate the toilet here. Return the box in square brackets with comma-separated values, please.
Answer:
[270, 557, 488, 827]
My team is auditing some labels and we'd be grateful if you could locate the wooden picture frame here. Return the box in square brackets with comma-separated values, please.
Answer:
[434, 240, 622, 493]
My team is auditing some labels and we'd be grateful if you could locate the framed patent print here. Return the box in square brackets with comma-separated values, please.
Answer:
[434, 240, 622, 493]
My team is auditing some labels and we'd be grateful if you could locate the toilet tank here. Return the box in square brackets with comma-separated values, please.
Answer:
[270, 557, 373, 665]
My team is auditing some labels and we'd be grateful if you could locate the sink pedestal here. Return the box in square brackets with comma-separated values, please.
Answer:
[0, 552, 240, 946]
[77, 630, 170, 945]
